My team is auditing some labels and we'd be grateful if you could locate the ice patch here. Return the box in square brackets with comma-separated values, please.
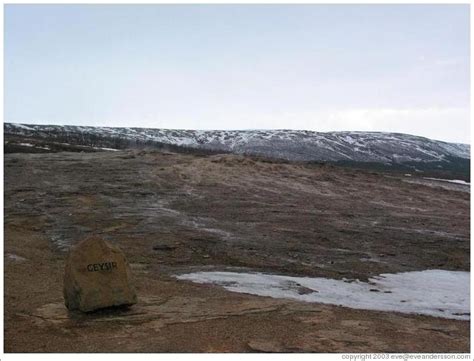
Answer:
[176, 270, 469, 320]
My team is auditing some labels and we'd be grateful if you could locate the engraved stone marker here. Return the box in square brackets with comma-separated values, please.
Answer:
[63, 237, 137, 312]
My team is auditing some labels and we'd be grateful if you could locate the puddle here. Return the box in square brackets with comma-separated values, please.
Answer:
[176, 270, 470, 320]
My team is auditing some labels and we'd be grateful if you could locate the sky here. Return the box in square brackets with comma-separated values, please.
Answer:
[4, 4, 471, 143]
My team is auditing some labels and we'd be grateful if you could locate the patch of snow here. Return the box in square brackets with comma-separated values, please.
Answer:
[173, 138, 197, 147]
[181, 218, 233, 240]
[423, 178, 470, 185]
[6, 253, 27, 262]
[343, 135, 356, 144]
[51, 235, 70, 252]
[92, 146, 120, 152]
[13, 124, 35, 130]
[18, 143, 35, 147]
[176, 270, 469, 320]
[17, 143, 50, 150]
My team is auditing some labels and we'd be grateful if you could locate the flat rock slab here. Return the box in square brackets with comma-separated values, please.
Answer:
[63, 237, 137, 312]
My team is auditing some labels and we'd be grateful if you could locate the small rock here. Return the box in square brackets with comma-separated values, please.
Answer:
[63, 237, 137, 312]
[297, 286, 316, 295]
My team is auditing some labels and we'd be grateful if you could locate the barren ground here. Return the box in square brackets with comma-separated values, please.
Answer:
[4, 150, 470, 352]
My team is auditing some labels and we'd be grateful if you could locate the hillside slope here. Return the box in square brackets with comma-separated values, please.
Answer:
[4, 122, 470, 179]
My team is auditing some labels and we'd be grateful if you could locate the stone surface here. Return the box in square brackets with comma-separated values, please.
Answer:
[63, 237, 137, 312]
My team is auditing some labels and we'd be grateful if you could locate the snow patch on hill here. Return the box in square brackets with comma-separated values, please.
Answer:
[4, 123, 470, 163]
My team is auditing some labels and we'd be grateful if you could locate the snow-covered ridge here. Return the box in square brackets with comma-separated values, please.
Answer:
[4, 123, 470, 163]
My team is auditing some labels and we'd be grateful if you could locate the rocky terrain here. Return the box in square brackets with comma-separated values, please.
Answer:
[4, 147, 470, 353]
[4, 122, 471, 181]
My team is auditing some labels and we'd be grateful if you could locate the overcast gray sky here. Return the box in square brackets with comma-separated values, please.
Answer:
[4, 4, 470, 143]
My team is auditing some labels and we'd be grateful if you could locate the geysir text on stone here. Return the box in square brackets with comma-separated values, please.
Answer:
[86, 262, 118, 272]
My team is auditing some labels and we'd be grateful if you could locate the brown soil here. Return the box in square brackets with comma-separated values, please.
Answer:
[4, 150, 470, 352]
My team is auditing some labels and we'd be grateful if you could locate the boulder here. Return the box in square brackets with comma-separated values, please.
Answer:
[63, 237, 137, 312]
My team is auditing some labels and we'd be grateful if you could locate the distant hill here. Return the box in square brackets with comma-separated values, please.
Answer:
[4, 122, 470, 180]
